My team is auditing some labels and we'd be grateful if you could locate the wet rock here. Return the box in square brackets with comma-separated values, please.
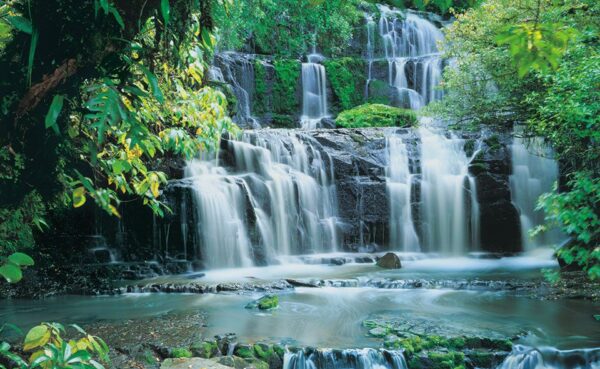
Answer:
[191, 340, 219, 359]
[234, 344, 255, 359]
[376, 253, 401, 269]
[285, 279, 319, 288]
[161, 358, 233, 369]
[245, 294, 279, 310]
[368, 327, 389, 338]
[319, 117, 336, 129]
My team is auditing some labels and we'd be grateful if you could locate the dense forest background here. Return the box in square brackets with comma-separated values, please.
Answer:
[0, 0, 597, 283]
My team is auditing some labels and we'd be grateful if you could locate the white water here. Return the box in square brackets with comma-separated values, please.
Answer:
[386, 135, 419, 251]
[509, 132, 564, 249]
[374, 6, 444, 109]
[185, 131, 338, 268]
[419, 126, 480, 254]
[284, 349, 407, 369]
[301, 54, 329, 129]
[498, 345, 600, 369]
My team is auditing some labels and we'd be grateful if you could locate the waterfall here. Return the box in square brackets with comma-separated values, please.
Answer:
[386, 134, 420, 251]
[284, 348, 408, 369]
[301, 54, 329, 129]
[212, 53, 260, 129]
[509, 131, 564, 249]
[184, 131, 338, 268]
[370, 5, 444, 109]
[419, 126, 480, 254]
[185, 161, 255, 269]
[498, 345, 600, 369]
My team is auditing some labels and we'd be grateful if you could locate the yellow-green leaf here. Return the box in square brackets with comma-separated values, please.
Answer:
[0, 263, 23, 283]
[73, 187, 87, 208]
[23, 325, 50, 351]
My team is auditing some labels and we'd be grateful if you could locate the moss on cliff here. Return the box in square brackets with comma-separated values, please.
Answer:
[324, 57, 367, 112]
[336, 104, 417, 128]
[273, 59, 300, 115]
[254, 60, 268, 114]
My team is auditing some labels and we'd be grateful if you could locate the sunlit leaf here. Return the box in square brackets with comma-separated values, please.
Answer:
[73, 186, 87, 208]
[6, 15, 32, 34]
[45, 95, 64, 134]
[0, 263, 22, 283]
[23, 325, 50, 351]
[8, 252, 34, 266]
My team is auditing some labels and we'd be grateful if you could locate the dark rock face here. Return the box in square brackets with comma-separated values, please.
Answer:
[376, 252, 402, 269]
[469, 131, 522, 252]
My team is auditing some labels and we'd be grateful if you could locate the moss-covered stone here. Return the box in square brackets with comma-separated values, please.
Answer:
[272, 344, 285, 358]
[170, 347, 193, 359]
[246, 294, 279, 310]
[254, 343, 275, 361]
[336, 104, 417, 128]
[323, 57, 367, 112]
[428, 351, 465, 369]
[191, 340, 219, 359]
[273, 59, 300, 115]
[234, 344, 255, 359]
[367, 80, 392, 105]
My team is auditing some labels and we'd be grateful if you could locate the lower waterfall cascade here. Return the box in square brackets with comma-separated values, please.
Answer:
[284, 349, 408, 369]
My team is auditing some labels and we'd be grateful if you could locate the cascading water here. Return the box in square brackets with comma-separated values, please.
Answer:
[284, 349, 408, 369]
[498, 345, 600, 369]
[184, 131, 338, 268]
[419, 125, 480, 254]
[370, 5, 444, 109]
[301, 54, 329, 129]
[509, 131, 564, 249]
[386, 134, 419, 251]
[211, 53, 260, 128]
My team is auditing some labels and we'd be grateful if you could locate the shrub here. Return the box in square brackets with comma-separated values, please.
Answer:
[336, 104, 417, 128]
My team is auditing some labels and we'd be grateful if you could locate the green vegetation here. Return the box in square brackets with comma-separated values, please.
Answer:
[428, 0, 599, 278]
[0, 323, 110, 369]
[323, 57, 367, 111]
[254, 60, 268, 114]
[273, 60, 301, 115]
[171, 347, 193, 359]
[336, 104, 417, 128]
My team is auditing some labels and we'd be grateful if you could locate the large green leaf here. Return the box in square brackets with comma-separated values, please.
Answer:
[161, 0, 170, 27]
[8, 252, 34, 266]
[0, 263, 22, 283]
[23, 325, 50, 351]
[45, 95, 65, 134]
[27, 29, 38, 86]
[6, 15, 32, 34]
[140, 66, 164, 103]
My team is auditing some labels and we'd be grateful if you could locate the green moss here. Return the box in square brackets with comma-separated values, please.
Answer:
[191, 340, 218, 358]
[273, 59, 300, 115]
[270, 114, 297, 128]
[245, 294, 279, 310]
[428, 352, 465, 369]
[235, 345, 255, 359]
[324, 57, 367, 112]
[484, 134, 501, 151]
[367, 80, 391, 105]
[248, 359, 270, 369]
[272, 345, 285, 358]
[254, 60, 268, 114]
[336, 104, 417, 128]
[467, 351, 495, 368]
[171, 347, 192, 359]
[254, 344, 275, 361]
[464, 139, 476, 157]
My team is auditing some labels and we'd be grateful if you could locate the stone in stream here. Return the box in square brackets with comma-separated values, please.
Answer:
[161, 358, 233, 369]
[244, 294, 279, 310]
[376, 252, 402, 269]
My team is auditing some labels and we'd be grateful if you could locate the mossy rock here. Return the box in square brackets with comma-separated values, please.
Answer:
[367, 80, 393, 105]
[254, 343, 275, 360]
[191, 340, 219, 359]
[336, 104, 417, 128]
[245, 295, 279, 310]
[234, 344, 255, 359]
[171, 347, 193, 359]
[272, 344, 285, 358]
[270, 114, 297, 129]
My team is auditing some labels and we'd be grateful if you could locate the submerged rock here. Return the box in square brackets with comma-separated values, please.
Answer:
[245, 294, 279, 310]
[376, 252, 402, 269]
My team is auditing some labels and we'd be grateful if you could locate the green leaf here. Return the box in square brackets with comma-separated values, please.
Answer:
[0, 263, 22, 283]
[45, 95, 65, 134]
[73, 186, 87, 208]
[8, 252, 34, 266]
[140, 66, 164, 103]
[109, 7, 124, 29]
[27, 29, 39, 86]
[161, 0, 170, 27]
[6, 16, 32, 34]
[23, 325, 50, 351]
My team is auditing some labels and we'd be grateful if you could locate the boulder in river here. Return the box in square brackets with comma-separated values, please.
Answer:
[245, 294, 279, 310]
[376, 252, 402, 269]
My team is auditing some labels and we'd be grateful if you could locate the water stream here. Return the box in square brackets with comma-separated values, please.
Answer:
[301, 54, 329, 129]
